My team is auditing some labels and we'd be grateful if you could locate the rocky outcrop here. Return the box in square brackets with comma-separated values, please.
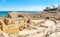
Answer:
[0, 8, 60, 37]
[8, 12, 30, 18]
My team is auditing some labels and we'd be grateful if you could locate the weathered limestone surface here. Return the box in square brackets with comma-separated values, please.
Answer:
[0, 12, 60, 37]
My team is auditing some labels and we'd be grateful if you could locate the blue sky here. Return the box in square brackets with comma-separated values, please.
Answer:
[0, 0, 60, 11]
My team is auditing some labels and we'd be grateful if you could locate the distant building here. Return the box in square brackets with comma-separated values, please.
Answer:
[44, 5, 60, 13]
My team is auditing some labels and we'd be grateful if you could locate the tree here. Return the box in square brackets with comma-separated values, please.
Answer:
[51, 5, 55, 8]
[46, 7, 50, 9]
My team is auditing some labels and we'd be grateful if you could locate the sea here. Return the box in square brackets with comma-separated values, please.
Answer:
[0, 11, 40, 17]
